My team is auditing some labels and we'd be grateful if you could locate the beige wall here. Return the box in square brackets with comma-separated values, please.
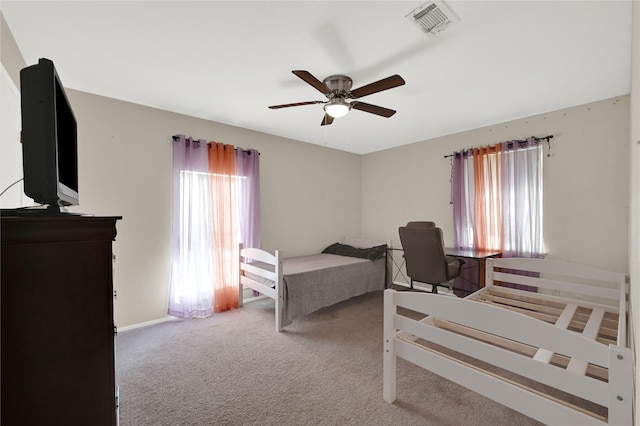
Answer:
[60, 91, 363, 327]
[1, 12, 24, 87]
[362, 96, 630, 274]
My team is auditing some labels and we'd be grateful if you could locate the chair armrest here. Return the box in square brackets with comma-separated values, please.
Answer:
[445, 255, 465, 265]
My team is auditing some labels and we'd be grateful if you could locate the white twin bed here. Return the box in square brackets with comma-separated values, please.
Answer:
[238, 239, 387, 331]
[383, 257, 632, 425]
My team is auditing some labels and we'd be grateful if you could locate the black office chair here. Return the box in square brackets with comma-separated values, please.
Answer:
[398, 226, 465, 294]
[405, 221, 436, 229]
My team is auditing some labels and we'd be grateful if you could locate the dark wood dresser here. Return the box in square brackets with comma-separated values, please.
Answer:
[1, 214, 121, 426]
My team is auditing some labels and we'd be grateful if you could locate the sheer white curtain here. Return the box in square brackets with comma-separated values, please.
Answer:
[168, 136, 214, 318]
[500, 138, 544, 257]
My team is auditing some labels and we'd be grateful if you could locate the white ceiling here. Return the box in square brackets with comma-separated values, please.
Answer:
[1, 1, 633, 154]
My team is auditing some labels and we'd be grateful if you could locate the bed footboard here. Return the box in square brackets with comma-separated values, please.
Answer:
[238, 244, 284, 331]
[383, 286, 632, 425]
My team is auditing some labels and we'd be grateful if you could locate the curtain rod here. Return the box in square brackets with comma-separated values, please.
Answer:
[443, 135, 553, 159]
[172, 135, 259, 155]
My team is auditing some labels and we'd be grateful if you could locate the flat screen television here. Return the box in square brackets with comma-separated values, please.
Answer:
[20, 58, 79, 212]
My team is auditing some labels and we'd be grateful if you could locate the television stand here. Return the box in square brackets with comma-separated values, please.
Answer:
[1, 214, 121, 425]
[0, 206, 92, 217]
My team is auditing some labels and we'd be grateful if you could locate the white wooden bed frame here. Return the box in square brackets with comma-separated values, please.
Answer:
[238, 241, 387, 332]
[383, 257, 632, 425]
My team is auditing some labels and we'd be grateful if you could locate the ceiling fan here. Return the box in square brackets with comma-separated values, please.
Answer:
[269, 70, 406, 126]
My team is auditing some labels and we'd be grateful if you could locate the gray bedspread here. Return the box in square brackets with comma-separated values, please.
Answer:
[281, 253, 385, 326]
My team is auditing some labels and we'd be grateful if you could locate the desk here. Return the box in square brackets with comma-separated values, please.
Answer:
[385, 247, 501, 295]
[445, 248, 502, 296]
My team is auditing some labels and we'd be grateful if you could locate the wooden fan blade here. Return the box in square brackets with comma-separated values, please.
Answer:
[292, 70, 332, 95]
[321, 114, 334, 126]
[269, 100, 324, 109]
[350, 75, 405, 99]
[351, 102, 396, 118]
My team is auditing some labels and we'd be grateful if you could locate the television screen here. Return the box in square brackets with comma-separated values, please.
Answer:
[20, 58, 79, 211]
[54, 73, 78, 201]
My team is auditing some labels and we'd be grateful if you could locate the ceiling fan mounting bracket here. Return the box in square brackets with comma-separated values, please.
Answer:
[322, 75, 353, 96]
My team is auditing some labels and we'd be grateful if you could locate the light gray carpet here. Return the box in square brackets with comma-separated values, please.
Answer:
[116, 291, 542, 426]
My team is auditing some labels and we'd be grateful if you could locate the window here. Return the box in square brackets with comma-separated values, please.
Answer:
[452, 138, 544, 257]
[169, 137, 260, 318]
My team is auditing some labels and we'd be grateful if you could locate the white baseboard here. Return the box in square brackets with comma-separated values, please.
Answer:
[117, 296, 270, 332]
[117, 316, 179, 332]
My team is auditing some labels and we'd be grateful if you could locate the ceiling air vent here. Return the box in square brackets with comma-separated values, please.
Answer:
[406, 1, 460, 37]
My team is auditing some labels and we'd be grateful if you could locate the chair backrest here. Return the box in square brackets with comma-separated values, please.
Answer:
[398, 226, 448, 284]
[405, 221, 436, 229]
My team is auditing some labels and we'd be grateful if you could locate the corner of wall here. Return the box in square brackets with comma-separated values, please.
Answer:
[629, 1, 639, 425]
[0, 11, 27, 87]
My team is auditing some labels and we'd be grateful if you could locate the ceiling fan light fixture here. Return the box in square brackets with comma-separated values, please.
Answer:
[324, 99, 350, 118]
